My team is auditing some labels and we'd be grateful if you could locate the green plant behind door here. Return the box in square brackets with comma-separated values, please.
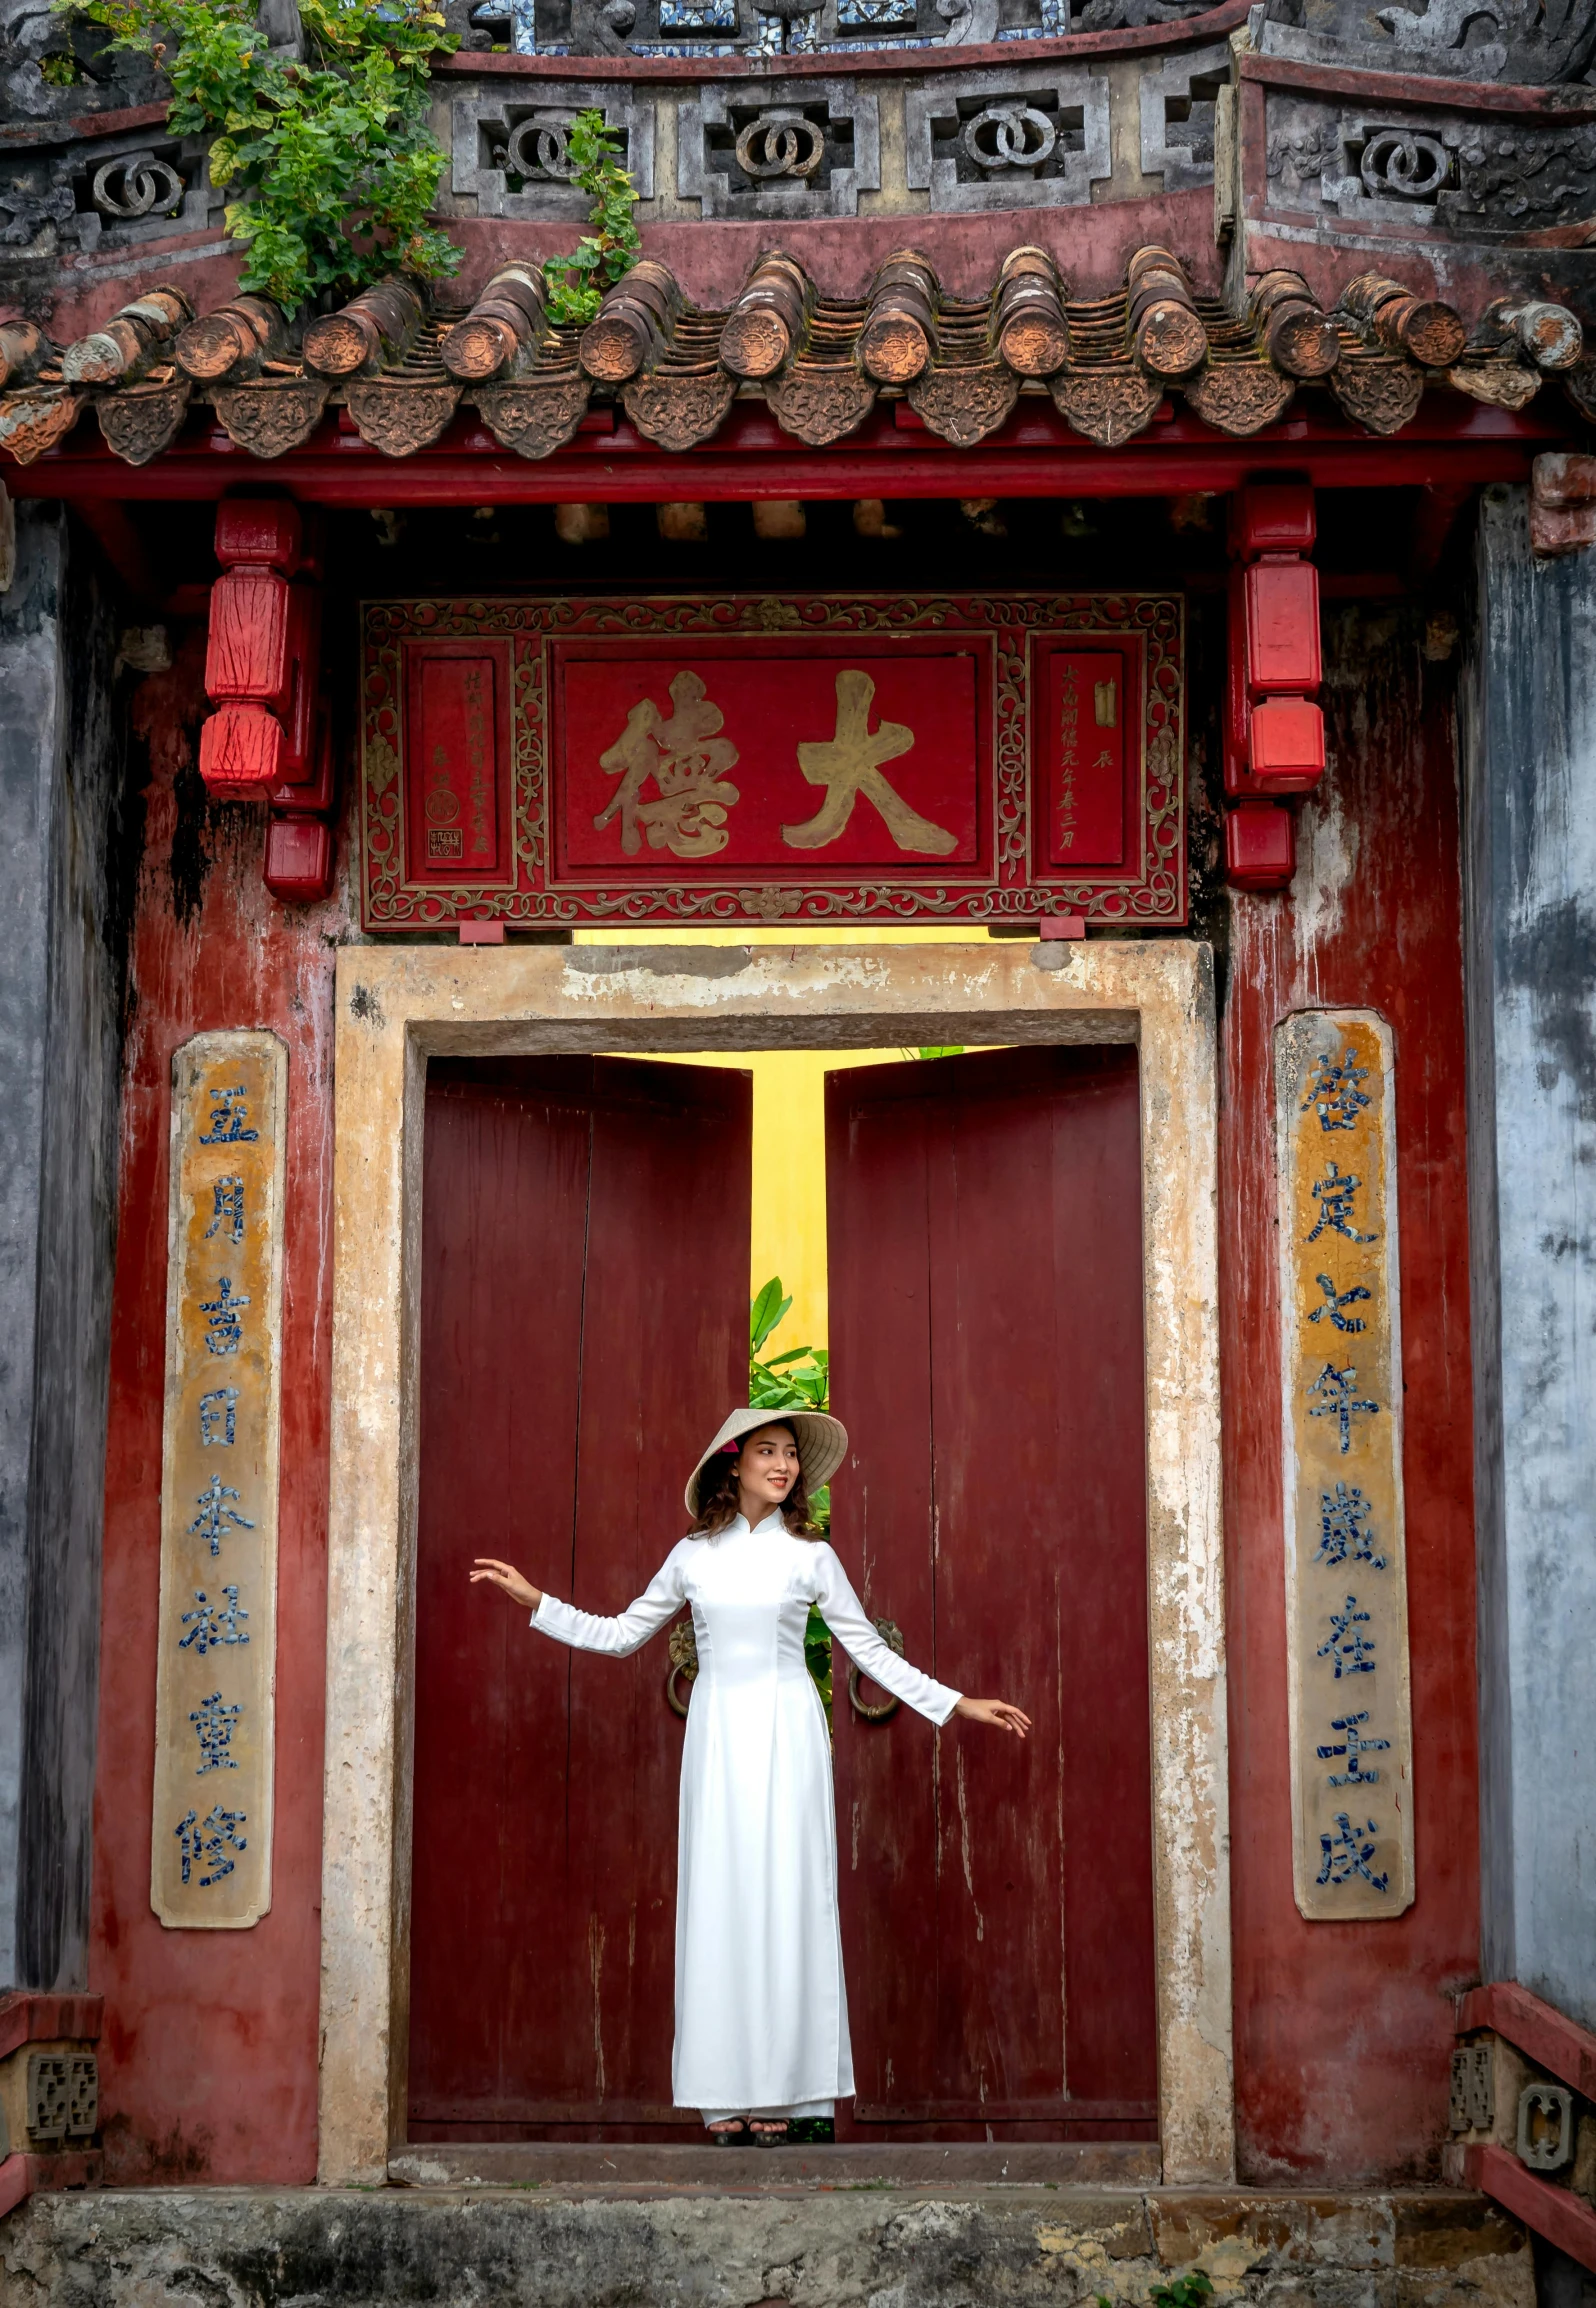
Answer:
[750, 1277, 833, 1713]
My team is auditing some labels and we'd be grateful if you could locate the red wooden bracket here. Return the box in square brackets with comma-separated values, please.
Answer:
[1224, 800, 1296, 890]
[199, 499, 324, 800]
[198, 499, 338, 902]
[1039, 915, 1087, 940]
[263, 816, 334, 905]
[1223, 479, 1323, 887]
[459, 921, 507, 945]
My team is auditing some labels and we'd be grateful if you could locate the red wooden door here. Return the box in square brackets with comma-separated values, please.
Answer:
[824, 1045, 1157, 2142]
[408, 1056, 751, 2140]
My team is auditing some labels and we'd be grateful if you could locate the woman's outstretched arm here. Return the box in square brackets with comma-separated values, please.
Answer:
[472, 1546, 688, 1657]
[813, 1546, 1031, 1738]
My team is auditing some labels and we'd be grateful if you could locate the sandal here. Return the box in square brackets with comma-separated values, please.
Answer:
[750, 2121, 789, 2148]
[709, 2119, 752, 2146]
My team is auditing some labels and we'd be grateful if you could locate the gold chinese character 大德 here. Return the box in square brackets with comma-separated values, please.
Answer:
[783, 670, 957, 856]
[594, 672, 741, 860]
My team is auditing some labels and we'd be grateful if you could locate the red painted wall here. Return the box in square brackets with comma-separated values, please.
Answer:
[91, 631, 342, 2183]
[1221, 604, 1481, 2185]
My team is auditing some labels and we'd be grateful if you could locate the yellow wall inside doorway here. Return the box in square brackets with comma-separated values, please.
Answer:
[575, 923, 989, 1362]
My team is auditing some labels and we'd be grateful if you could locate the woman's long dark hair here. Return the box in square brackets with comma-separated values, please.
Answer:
[690, 1420, 823, 1539]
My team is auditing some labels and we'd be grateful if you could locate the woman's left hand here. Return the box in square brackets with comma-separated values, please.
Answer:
[953, 1696, 1031, 1739]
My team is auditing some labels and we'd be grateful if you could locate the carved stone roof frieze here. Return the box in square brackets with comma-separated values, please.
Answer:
[451, 85, 657, 217]
[678, 79, 880, 215]
[904, 63, 1111, 209]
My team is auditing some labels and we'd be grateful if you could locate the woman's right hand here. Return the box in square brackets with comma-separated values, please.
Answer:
[471, 1559, 543, 1612]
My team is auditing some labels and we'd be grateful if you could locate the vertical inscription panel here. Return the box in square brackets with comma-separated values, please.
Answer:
[1035, 640, 1136, 871]
[1277, 1010, 1414, 1920]
[151, 1033, 287, 1928]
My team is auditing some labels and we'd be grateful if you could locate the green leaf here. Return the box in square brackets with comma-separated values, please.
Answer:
[749, 1277, 792, 1355]
[72, 0, 459, 316]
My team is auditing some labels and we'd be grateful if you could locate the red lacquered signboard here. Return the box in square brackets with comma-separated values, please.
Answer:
[359, 594, 1185, 930]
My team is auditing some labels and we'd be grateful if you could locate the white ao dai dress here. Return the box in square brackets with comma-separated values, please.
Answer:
[532, 1509, 961, 2117]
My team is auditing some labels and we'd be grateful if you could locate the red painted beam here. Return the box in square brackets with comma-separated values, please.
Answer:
[3, 398, 1571, 508]
[1464, 2143, 1596, 2275]
[0, 1993, 103, 2063]
[1457, 1982, 1596, 2104]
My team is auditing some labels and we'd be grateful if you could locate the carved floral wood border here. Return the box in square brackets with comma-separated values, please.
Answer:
[359, 591, 1186, 930]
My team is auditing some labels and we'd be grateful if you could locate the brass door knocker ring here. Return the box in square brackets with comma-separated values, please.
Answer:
[666, 1615, 699, 1718]
[846, 1617, 905, 1722]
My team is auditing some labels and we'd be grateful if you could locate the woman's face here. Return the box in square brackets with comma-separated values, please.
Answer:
[736, 1424, 801, 1517]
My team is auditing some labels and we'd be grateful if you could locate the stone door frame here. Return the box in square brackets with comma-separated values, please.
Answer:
[317, 938, 1233, 2186]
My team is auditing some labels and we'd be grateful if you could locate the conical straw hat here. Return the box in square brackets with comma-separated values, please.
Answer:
[685, 1404, 849, 1521]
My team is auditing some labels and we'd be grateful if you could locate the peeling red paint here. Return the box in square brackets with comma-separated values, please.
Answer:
[90, 635, 345, 2185]
[1223, 608, 1481, 2185]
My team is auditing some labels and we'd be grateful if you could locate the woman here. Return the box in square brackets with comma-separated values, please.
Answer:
[471, 1405, 1030, 2145]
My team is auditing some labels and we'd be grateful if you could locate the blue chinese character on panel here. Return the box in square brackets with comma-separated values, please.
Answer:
[1305, 1161, 1376, 1245]
[179, 1587, 249, 1655]
[199, 1085, 259, 1145]
[205, 1176, 246, 1245]
[187, 1473, 254, 1558]
[1315, 1481, 1387, 1570]
[200, 1276, 250, 1357]
[1317, 1710, 1391, 1787]
[1302, 1048, 1373, 1133]
[199, 1387, 239, 1448]
[1308, 1363, 1379, 1453]
[1308, 1273, 1372, 1334]
[1316, 1812, 1389, 1892]
[174, 1805, 248, 1888]
[1317, 1594, 1376, 1679]
[189, 1689, 243, 1774]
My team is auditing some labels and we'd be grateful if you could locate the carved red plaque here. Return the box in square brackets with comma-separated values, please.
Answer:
[359, 595, 1185, 930]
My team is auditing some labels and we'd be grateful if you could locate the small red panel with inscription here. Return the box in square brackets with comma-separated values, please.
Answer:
[401, 640, 514, 884]
[359, 596, 1184, 930]
[1036, 643, 1139, 872]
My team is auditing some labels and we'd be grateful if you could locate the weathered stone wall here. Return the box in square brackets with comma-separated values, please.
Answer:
[0, 2184, 1536, 2308]
[1462, 487, 1596, 2035]
[0, 502, 128, 1992]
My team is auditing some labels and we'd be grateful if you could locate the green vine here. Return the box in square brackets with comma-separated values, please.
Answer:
[540, 107, 641, 328]
[53, 0, 460, 315]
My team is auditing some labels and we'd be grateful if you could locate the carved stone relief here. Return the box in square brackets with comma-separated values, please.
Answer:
[1262, 86, 1596, 231]
[0, 125, 218, 263]
[1255, 0, 1596, 85]
[679, 80, 880, 216]
[485, 0, 1212, 55]
[64, 129, 219, 250]
[1140, 43, 1229, 192]
[451, 88, 656, 218]
[904, 65, 1111, 210]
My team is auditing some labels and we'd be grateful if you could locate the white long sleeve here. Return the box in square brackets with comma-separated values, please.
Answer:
[812, 1544, 961, 1725]
[532, 1542, 689, 1657]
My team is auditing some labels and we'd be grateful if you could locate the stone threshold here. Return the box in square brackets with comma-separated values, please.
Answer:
[0, 2183, 1532, 2308]
[389, 2139, 1159, 2188]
